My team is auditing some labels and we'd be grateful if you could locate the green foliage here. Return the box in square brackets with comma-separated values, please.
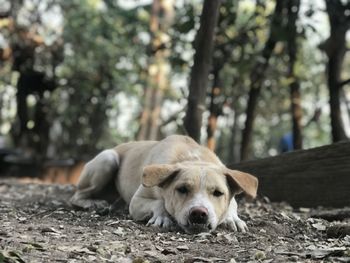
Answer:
[51, 0, 149, 157]
[0, 0, 346, 161]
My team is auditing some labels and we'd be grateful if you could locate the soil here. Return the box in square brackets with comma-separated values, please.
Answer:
[0, 179, 349, 263]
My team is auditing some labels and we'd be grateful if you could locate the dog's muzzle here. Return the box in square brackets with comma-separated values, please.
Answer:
[182, 206, 212, 234]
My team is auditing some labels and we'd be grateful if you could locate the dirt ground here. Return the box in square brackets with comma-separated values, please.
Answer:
[0, 179, 349, 263]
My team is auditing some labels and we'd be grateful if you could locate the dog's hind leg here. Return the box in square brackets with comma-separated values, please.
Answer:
[70, 149, 119, 211]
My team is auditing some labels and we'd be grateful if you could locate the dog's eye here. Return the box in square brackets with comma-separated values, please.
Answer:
[213, 190, 223, 197]
[176, 186, 189, 194]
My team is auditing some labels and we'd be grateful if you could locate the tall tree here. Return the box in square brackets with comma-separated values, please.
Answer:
[240, 0, 285, 160]
[3, 1, 60, 157]
[137, 0, 174, 140]
[206, 1, 239, 151]
[207, 69, 222, 150]
[184, 0, 221, 142]
[324, 0, 350, 142]
[287, 0, 302, 149]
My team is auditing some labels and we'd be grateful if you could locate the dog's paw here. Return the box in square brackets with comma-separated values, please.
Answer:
[146, 214, 173, 228]
[222, 216, 248, 232]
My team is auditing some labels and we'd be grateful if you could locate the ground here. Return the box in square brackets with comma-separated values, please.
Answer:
[0, 179, 349, 263]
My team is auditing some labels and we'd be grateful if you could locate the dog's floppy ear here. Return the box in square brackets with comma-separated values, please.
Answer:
[142, 164, 179, 188]
[224, 169, 258, 199]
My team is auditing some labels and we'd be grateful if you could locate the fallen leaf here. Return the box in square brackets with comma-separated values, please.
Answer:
[223, 233, 238, 243]
[312, 222, 326, 231]
[307, 247, 346, 259]
[18, 217, 27, 223]
[0, 250, 25, 263]
[23, 242, 46, 251]
[113, 227, 125, 236]
[161, 247, 176, 255]
[176, 245, 189, 251]
[133, 257, 151, 263]
[41, 227, 61, 234]
[184, 256, 226, 262]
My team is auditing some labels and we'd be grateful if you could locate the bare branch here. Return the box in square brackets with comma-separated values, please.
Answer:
[339, 78, 350, 88]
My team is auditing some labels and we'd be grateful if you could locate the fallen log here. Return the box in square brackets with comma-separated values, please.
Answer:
[229, 141, 350, 208]
[327, 224, 350, 238]
[311, 208, 350, 221]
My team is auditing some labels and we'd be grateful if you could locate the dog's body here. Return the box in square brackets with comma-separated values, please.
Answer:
[71, 135, 258, 233]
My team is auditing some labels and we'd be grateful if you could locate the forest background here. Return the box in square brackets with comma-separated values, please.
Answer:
[0, 0, 349, 164]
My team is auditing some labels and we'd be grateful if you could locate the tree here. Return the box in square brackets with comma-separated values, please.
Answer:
[184, 0, 221, 142]
[207, 68, 222, 150]
[324, 0, 350, 142]
[0, 0, 347, 162]
[137, 0, 174, 140]
[0, 0, 149, 158]
[240, 0, 285, 160]
[206, 1, 239, 151]
[56, 1, 149, 156]
[286, 0, 302, 149]
[1, 0, 61, 157]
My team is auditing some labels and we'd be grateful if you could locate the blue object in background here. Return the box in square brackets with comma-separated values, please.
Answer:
[280, 132, 294, 153]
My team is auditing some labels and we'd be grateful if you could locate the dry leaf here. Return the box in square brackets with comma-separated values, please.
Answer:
[176, 245, 189, 251]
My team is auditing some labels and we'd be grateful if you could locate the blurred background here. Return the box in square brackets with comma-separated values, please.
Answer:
[0, 0, 349, 181]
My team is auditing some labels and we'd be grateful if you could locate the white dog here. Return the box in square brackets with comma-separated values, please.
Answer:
[70, 135, 258, 233]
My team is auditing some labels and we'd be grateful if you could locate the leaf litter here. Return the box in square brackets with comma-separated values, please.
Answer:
[0, 179, 349, 262]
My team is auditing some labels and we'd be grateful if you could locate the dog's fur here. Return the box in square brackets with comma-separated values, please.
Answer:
[70, 135, 258, 233]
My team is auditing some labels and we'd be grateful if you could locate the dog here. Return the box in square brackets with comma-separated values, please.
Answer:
[70, 135, 258, 234]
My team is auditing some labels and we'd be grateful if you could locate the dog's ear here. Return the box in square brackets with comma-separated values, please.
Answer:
[224, 169, 258, 199]
[142, 164, 180, 188]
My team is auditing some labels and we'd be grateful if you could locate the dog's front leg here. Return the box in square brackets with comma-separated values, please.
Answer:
[221, 198, 248, 232]
[129, 188, 173, 229]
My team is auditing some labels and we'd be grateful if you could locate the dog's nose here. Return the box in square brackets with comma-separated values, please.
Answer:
[189, 206, 208, 224]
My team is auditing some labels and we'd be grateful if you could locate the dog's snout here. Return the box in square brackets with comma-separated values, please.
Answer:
[189, 206, 208, 224]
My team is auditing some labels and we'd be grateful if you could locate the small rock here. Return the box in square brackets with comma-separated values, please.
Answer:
[254, 251, 266, 261]
[290, 255, 299, 261]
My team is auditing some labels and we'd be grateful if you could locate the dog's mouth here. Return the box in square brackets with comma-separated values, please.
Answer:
[180, 222, 212, 234]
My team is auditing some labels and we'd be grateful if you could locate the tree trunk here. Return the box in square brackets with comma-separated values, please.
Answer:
[137, 84, 153, 141]
[324, 0, 349, 142]
[184, 0, 221, 142]
[137, 0, 174, 141]
[206, 1, 239, 151]
[207, 69, 222, 151]
[341, 88, 350, 125]
[227, 105, 240, 164]
[240, 0, 285, 160]
[15, 78, 28, 141]
[287, 0, 302, 149]
[230, 141, 350, 208]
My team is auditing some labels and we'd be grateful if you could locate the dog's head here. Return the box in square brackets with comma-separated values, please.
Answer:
[142, 162, 258, 233]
